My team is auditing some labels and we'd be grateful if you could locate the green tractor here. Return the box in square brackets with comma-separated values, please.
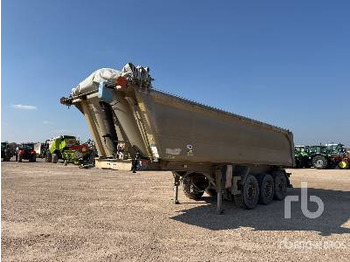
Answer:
[308, 145, 331, 169]
[1, 142, 14, 161]
[295, 143, 348, 169]
[325, 143, 346, 153]
[45, 135, 90, 165]
[294, 145, 311, 168]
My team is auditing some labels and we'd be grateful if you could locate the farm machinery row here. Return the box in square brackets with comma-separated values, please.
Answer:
[39, 135, 96, 165]
[1, 142, 36, 162]
[294, 143, 349, 169]
[1, 136, 96, 165]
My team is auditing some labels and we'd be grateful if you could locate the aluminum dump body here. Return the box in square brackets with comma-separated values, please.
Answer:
[135, 89, 294, 166]
[62, 66, 294, 169]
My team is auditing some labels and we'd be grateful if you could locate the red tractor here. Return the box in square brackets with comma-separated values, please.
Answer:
[17, 143, 37, 162]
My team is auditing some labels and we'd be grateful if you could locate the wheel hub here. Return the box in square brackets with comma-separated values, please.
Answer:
[264, 181, 272, 196]
[247, 182, 256, 200]
[316, 160, 323, 167]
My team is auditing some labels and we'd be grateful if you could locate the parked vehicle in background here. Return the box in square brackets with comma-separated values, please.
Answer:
[294, 143, 349, 169]
[307, 145, 330, 169]
[337, 157, 349, 169]
[325, 143, 347, 168]
[294, 145, 311, 168]
[1, 142, 14, 161]
[325, 143, 346, 154]
[45, 135, 91, 165]
[326, 144, 349, 169]
[34, 142, 50, 158]
[17, 143, 37, 162]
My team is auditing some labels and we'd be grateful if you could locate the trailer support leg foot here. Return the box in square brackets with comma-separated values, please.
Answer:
[173, 174, 180, 204]
[216, 170, 223, 215]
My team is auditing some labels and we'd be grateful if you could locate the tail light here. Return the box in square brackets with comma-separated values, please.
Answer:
[116, 76, 127, 88]
[19, 150, 26, 155]
[30, 150, 36, 154]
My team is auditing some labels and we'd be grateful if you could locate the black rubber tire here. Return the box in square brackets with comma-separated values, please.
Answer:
[3, 150, 10, 161]
[302, 157, 311, 168]
[273, 171, 288, 200]
[257, 173, 274, 205]
[234, 174, 259, 209]
[52, 153, 58, 163]
[18, 154, 23, 162]
[32, 155, 36, 162]
[312, 155, 328, 169]
[234, 194, 245, 208]
[182, 176, 204, 200]
[45, 152, 52, 162]
[295, 158, 302, 168]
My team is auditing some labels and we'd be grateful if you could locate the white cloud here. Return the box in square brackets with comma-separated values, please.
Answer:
[11, 104, 37, 110]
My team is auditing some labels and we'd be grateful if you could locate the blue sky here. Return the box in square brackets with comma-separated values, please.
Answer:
[2, 0, 350, 146]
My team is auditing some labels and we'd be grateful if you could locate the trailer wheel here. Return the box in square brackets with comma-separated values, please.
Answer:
[234, 174, 259, 209]
[182, 174, 206, 200]
[18, 154, 23, 162]
[257, 173, 274, 205]
[273, 171, 288, 200]
[45, 152, 52, 162]
[32, 155, 37, 162]
[312, 155, 328, 169]
[52, 153, 58, 163]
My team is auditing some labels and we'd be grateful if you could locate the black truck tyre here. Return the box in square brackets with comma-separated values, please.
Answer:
[32, 155, 37, 162]
[257, 173, 274, 205]
[3, 149, 11, 161]
[52, 153, 58, 163]
[182, 175, 205, 200]
[18, 154, 23, 162]
[234, 174, 259, 209]
[273, 171, 288, 200]
[312, 155, 328, 169]
[45, 152, 52, 162]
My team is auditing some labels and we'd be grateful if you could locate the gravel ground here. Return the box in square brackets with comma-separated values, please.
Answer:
[1, 160, 350, 261]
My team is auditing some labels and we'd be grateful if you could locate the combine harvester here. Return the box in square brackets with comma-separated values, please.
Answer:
[61, 63, 295, 213]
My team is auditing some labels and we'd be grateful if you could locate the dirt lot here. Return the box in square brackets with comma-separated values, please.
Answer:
[1, 160, 350, 261]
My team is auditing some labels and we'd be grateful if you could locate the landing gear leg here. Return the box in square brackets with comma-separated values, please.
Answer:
[216, 169, 223, 215]
[173, 174, 180, 204]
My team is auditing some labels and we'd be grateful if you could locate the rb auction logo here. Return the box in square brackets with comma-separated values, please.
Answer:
[284, 182, 324, 219]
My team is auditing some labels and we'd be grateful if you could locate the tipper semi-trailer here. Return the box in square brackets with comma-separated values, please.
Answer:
[61, 63, 295, 213]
